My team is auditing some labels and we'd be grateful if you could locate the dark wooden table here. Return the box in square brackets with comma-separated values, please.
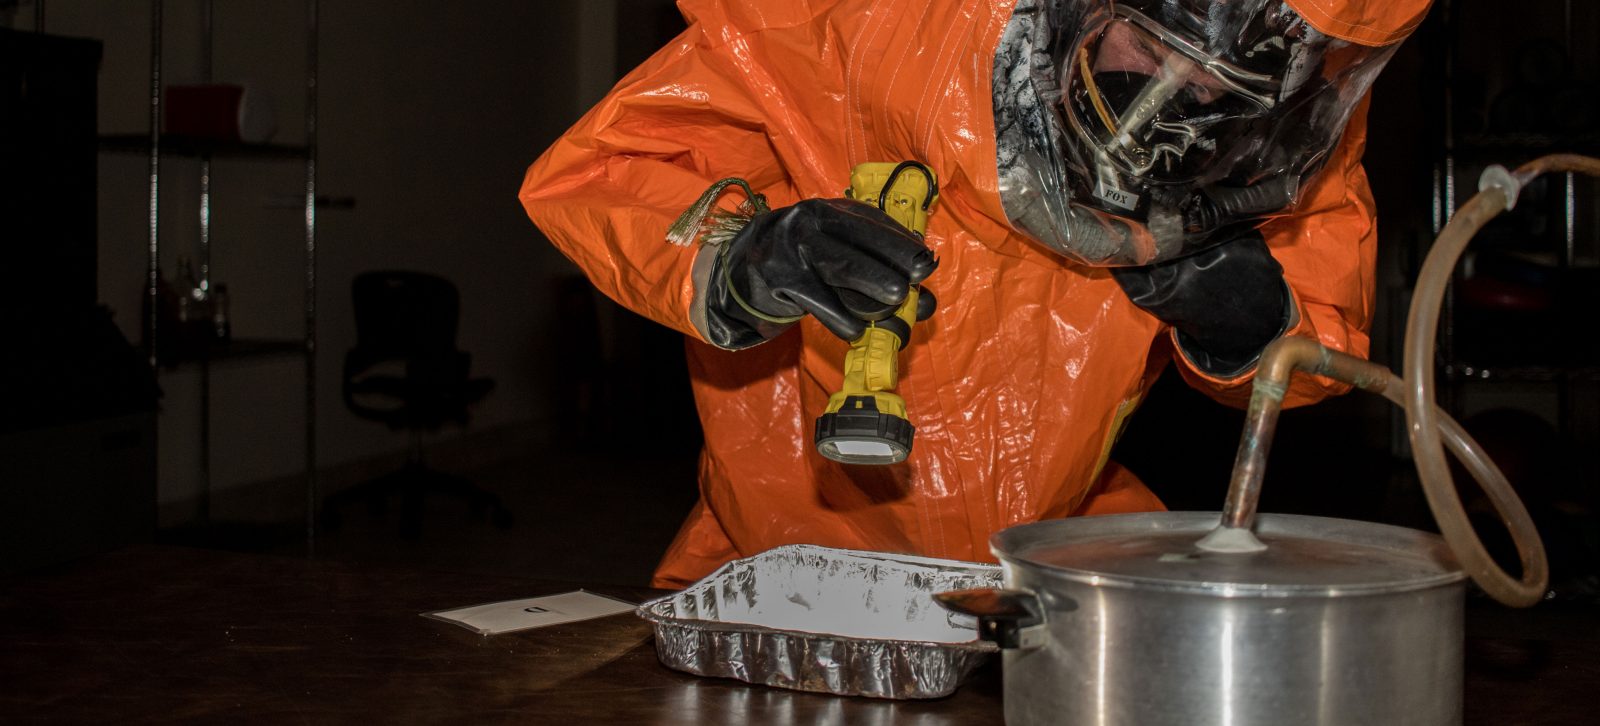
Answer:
[0, 546, 999, 724]
[0, 546, 1594, 724]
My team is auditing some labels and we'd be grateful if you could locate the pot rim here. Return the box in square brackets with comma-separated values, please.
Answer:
[990, 512, 1469, 598]
[990, 558, 1467, 597]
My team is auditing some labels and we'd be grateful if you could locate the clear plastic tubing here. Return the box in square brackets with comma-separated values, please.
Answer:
[1205, 154, 1600, 607]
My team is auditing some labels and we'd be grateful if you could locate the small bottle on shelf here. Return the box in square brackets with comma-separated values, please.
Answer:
[175, 256, 200, 327]
[174, 256, 215, 348]
[211, 284, 232, 342]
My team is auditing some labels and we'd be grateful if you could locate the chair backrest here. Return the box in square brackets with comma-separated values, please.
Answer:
[351, 270, 460, 358]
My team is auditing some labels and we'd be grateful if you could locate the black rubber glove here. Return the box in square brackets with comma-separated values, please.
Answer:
[704, 198, 938, 349]
[1111, 231, 1291, 377]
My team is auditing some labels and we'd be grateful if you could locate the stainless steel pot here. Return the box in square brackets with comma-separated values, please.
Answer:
[939, 512, 1466, 726]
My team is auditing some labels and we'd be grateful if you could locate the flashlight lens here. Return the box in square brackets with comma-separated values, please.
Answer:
[833, 440, 897, 459]
[817, 436, 909, 465]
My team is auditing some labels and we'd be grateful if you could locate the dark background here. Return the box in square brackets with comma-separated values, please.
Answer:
[1, 0, 1595, 597]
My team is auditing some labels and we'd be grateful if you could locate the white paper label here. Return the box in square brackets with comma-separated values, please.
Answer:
[424, 591, 635, 635]
[1094, 180, 1140, 211]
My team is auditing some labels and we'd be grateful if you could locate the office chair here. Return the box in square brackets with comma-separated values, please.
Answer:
[322, 270, 510, 539]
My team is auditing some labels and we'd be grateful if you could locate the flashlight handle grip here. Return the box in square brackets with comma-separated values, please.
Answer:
[834, 159, 932, 396]
[839, 287, 917, 395]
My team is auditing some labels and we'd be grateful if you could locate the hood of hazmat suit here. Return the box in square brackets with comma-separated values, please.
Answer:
[519, 0, 1430, 588]
[999, 0, 1410, 266]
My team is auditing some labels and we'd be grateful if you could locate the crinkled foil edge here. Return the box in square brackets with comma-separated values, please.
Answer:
[636, 545, 1001, 699]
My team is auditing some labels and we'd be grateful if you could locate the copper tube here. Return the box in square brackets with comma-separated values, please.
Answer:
[1219, 337, 1398, 530]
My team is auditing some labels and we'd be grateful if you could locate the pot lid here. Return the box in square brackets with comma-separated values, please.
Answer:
[993, 512, 1465, 596]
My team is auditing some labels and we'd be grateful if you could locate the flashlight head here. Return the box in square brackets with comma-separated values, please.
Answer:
[815, 395, 914, 465]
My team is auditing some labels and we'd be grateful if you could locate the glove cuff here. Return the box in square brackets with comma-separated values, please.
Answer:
[696, 221, 803, 350]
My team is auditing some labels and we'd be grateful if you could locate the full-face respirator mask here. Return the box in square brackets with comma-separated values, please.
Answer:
[998, 0, 1398, 266]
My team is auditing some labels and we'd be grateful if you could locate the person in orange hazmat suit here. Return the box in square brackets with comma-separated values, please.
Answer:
[519, 0, 1433, 588]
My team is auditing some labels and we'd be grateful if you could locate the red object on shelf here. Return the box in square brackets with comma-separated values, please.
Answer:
[1458, 276, 1555, 313]
[164, 84, 276, 143]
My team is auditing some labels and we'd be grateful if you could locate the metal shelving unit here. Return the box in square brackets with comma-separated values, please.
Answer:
[110, 0, 319, 554]
[100, 133, 311, 159]
[1430, 0, 1595, 438]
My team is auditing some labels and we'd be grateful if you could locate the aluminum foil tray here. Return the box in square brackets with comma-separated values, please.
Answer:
[636, 544, 1001, 699]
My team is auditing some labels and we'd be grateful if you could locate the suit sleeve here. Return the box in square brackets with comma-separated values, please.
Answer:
[518, 16, 791, 341]
[1174, 96, 1379, 409]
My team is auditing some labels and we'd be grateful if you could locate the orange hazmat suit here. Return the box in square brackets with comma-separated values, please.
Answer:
[520, 0, 1432, 588]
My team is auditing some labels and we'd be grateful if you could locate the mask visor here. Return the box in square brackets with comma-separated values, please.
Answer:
[1063, 9, 1279, 185]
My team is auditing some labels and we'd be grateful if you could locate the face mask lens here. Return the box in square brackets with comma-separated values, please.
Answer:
[1064, 17, 1272, 183]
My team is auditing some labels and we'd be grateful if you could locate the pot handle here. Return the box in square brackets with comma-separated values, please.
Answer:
[934, 588, 1047, 650]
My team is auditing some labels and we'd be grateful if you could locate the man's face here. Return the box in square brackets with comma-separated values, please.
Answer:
[1061, 8, 1280, 184]
[1091, 22, 1229, 104]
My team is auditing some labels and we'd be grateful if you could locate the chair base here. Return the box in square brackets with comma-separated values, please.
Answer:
[321, 461, 513, 540]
